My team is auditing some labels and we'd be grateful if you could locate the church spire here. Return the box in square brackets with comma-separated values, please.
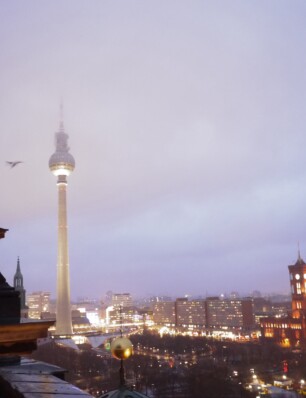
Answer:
[14, 257, 23, 287]
[16, 256, 21, 274]
[14, 257, 26, 311]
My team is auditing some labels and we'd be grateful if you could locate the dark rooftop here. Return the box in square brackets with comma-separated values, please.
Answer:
[0, 357, 94, 397]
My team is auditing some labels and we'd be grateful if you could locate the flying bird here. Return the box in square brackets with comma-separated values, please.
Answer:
[6, 161, 23, 168]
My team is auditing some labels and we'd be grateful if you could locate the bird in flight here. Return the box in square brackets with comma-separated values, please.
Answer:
[6, 161, 23, 168]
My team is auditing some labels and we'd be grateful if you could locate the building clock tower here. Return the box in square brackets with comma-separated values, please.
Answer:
[288, 251, 306, 319]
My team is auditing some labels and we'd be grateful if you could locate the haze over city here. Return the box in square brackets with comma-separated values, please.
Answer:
[1, 1, 306, 298]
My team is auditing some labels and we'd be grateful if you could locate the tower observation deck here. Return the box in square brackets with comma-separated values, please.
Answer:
[49, 119, 75, 336]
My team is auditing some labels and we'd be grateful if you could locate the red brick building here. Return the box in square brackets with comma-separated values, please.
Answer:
[261, 253, 306, 347]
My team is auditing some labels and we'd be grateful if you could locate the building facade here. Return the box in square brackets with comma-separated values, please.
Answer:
[175, 298, 206, 328]
[152, 297, 253, 330]
[205, 297, 254, 329]
[107, 306, 140, 326]
[111, 293, 133, 308]
[153, 301, 176, 326]
[27, 291, 51, 319]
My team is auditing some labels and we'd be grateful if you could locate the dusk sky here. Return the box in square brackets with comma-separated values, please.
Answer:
[1, 1, 306, 300]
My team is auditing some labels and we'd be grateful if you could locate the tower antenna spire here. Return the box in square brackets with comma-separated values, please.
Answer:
[59, 99, 64, 132]
[17, 256, 21, 272]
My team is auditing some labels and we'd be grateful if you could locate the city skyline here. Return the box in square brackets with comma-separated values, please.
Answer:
[1, 1, 306, 298]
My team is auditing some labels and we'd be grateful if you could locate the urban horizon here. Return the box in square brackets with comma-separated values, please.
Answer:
[2, 246, 297, 300]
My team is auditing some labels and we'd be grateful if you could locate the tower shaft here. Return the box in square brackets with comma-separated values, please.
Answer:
[56, 177, 73, 335]
[49, 113, 75, 336]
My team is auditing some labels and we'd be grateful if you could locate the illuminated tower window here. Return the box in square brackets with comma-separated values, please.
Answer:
[296, 283, 301, 294]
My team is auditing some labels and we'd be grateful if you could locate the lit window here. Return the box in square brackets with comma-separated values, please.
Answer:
[297, 282, 302, 294]
[296, 274, 301, 280]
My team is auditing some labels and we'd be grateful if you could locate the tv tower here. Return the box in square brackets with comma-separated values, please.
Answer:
[49, 108, 75, 335]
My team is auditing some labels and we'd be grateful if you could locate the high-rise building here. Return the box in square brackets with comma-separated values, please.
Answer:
[49, 112, 75, 335]
[106, 306, 139, 326]
[175, 298, 206, 328]
[206, 297, 254, 329]
[112, 293, 133, 308]
[27, 291, 51, 319]
[13, 257, 27, 318]
[107, 293, 136, 326]
[153, 301, 176, 326]
[152, 297, 254, 330]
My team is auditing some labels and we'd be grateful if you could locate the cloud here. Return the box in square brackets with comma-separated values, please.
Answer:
[1, 0, 306, 298]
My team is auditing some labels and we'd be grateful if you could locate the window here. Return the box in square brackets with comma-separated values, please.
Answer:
[297, 282, 302, 294]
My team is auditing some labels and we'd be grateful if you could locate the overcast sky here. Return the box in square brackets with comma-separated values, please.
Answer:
[1, 1, 306, 300]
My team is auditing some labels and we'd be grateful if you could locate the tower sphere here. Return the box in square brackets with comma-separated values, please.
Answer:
[49, 130, 75, 177]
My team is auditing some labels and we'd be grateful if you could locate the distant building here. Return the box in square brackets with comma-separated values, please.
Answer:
[152, 296, 254, 330]
[101, 293, 140, 327]
[253, 297, 272, 314]
[206, 297, 254, 329]
[149, 295, 173, 304]
[253, 297, 273, 325]
[27, 291, 51, 319]
[271, 301, 291, 317]
[74, 297, 102, 327]
[105, 290, 113, 305]
[153, 301, 176, 326]
[71, 309, 91, 332]
[107, 306, 140, 326]
[111, 293, 133, 308]
[175, 298, 206, 328]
